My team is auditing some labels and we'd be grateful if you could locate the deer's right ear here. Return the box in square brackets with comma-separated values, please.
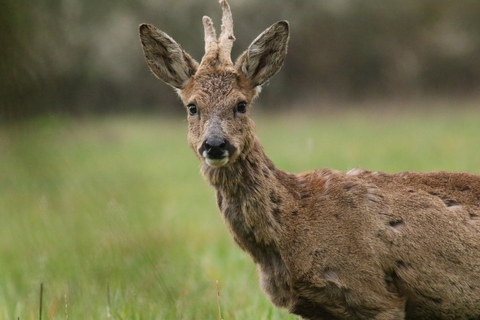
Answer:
[139, 24, 199, 90]
[235, 21, 290, 88]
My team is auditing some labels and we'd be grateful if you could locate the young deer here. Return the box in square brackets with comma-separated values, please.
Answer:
[139, 1, 480, 319]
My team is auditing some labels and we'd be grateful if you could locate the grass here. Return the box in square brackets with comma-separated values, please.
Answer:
[0, 104, 479, 319]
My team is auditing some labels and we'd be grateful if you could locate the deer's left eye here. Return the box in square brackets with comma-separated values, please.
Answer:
[236, 101, 247, 114]
[187, 104, 198, 115]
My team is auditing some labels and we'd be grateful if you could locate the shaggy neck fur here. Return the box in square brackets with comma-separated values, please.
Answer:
[201, 137, 300, 307]
[201, 138, 281, 246]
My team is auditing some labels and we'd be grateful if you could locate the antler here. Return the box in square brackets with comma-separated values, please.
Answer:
[201, 16, 219, 67]
[200, 0, 235, 69]
[218, 0, 235, 65]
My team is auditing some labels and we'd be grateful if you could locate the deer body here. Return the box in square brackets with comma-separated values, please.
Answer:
[203, 135, 480, 319]
[139, 1, 480, 319]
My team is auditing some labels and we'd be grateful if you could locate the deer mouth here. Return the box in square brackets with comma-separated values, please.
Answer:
[204, 154, 230, 167]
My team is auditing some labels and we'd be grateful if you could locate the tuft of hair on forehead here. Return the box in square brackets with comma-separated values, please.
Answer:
[198, 0, 236, 71]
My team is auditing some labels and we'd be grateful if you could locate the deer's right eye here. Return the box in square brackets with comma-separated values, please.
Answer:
[236, 101, 247, 114]
[187, 104, 198, 115]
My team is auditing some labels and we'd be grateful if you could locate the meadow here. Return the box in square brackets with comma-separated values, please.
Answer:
[1, 103, 479, 319]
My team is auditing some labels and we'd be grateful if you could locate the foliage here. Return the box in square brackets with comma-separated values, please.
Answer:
[0, 105, 479, 319]
[2, 0, 480, 120]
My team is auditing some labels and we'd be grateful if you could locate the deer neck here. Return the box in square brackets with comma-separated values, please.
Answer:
[200, 137, 298, 307]
[200, 137, 294, 263]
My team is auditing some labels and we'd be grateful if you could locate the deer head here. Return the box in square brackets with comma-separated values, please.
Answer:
[139, 0, 289, 168]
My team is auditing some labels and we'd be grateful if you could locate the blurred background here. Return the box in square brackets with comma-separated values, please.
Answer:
[2, 0, 480, 121]
[1, 1, 480, 319]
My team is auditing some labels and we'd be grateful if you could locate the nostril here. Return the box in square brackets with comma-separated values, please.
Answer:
[203, 138, 229, 159]
[205, 142, 223, 151]
[205, 139, 226, 150]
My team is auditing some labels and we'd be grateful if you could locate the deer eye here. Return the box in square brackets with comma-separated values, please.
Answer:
[236, 101, 247, 114]
[187, 104, 198, 115]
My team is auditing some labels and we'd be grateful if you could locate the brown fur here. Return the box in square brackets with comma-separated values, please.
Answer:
[139, 1, 480, 319]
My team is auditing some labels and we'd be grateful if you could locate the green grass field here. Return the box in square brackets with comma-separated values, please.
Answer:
[1, 105, 479, 319]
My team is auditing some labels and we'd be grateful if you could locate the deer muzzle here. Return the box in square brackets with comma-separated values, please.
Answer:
[199, 138, 235, 167]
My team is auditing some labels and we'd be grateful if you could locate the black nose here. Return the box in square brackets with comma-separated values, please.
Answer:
[201, 138, 227, 159]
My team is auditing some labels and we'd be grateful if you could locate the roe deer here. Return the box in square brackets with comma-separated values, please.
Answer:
[139, 1, 480, 319]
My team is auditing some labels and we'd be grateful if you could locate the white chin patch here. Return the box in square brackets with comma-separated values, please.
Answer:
[205, 157, 229, 167]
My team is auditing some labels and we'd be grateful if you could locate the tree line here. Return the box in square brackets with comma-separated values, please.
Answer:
[2, 0, 480, 120]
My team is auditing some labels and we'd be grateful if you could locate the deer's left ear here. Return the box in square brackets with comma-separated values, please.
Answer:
[235, 21, 289, 88]
[139, 24, 199, 90]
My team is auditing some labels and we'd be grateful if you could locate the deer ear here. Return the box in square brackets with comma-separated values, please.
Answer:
[235, 21, 289, 88]
[139, 24, 199, 90]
